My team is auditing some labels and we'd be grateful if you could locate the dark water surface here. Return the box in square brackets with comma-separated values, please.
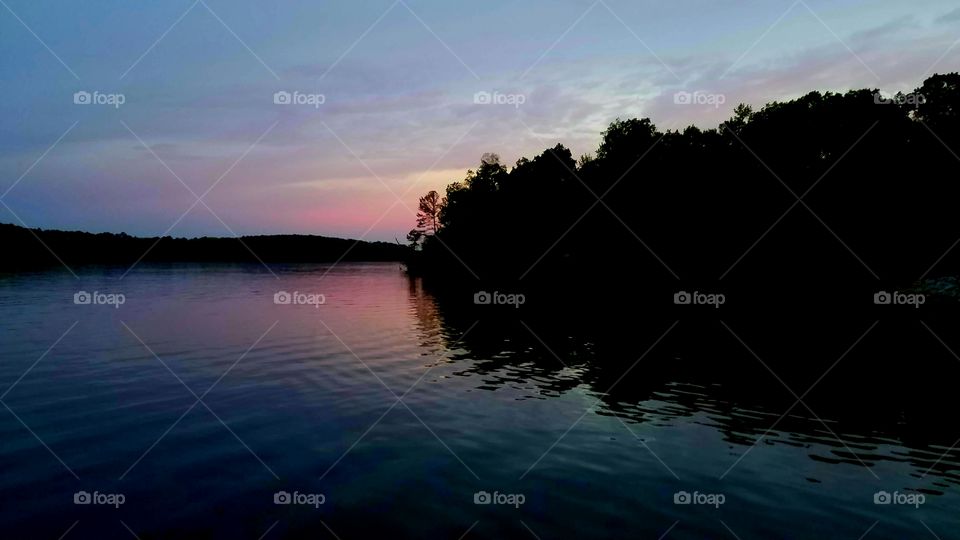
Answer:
[0, 263, 957, 539]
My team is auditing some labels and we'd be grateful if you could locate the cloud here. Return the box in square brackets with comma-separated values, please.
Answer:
[936, 7, 960, 23]
[637, 15, 960, 130]
[848, 15, 917, 44]
[4, 2, 959, 241]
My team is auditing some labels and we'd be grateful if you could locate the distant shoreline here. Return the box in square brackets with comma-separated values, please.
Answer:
[0, 222, 408, 271]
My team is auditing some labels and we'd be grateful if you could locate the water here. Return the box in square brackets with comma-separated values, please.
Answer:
[0, 263, 956, 539]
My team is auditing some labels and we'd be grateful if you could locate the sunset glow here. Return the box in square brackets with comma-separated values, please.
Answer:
[2, 0, 958, 241]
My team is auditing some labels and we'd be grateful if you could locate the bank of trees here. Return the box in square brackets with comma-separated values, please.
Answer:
[408, 74, 960, 304]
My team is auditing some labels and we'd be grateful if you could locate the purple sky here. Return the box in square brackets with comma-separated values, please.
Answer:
[1, 0, 958, 241]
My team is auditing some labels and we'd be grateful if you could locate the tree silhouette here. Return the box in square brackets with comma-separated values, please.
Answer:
[407, 190, 445, 248]
[407, 73, 960, 308]
[0, 223, 407, 270]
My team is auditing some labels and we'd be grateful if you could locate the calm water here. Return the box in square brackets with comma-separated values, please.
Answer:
[0, 263, 957, 539]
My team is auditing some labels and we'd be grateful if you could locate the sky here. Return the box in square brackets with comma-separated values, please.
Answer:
[1, 0, 958, 242]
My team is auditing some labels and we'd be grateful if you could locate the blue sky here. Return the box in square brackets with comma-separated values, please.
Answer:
[1, 0, 958, 241]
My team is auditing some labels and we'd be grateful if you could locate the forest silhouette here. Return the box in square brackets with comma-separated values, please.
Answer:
[0, 223, 406, 271]
[407, 74, 960, 309]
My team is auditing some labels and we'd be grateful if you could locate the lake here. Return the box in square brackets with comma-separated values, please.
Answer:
[0, 262, 956, 539]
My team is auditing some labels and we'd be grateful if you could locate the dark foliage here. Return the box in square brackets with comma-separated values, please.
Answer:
[408, 75, 960, 309]
[0, 223, 407, 271]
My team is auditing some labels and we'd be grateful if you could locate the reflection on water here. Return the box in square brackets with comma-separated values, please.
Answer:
[0, 263, 957, 539]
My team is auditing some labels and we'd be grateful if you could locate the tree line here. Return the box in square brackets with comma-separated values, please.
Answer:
[0, 223, 407, 271]
[407, 74, 960, 307]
